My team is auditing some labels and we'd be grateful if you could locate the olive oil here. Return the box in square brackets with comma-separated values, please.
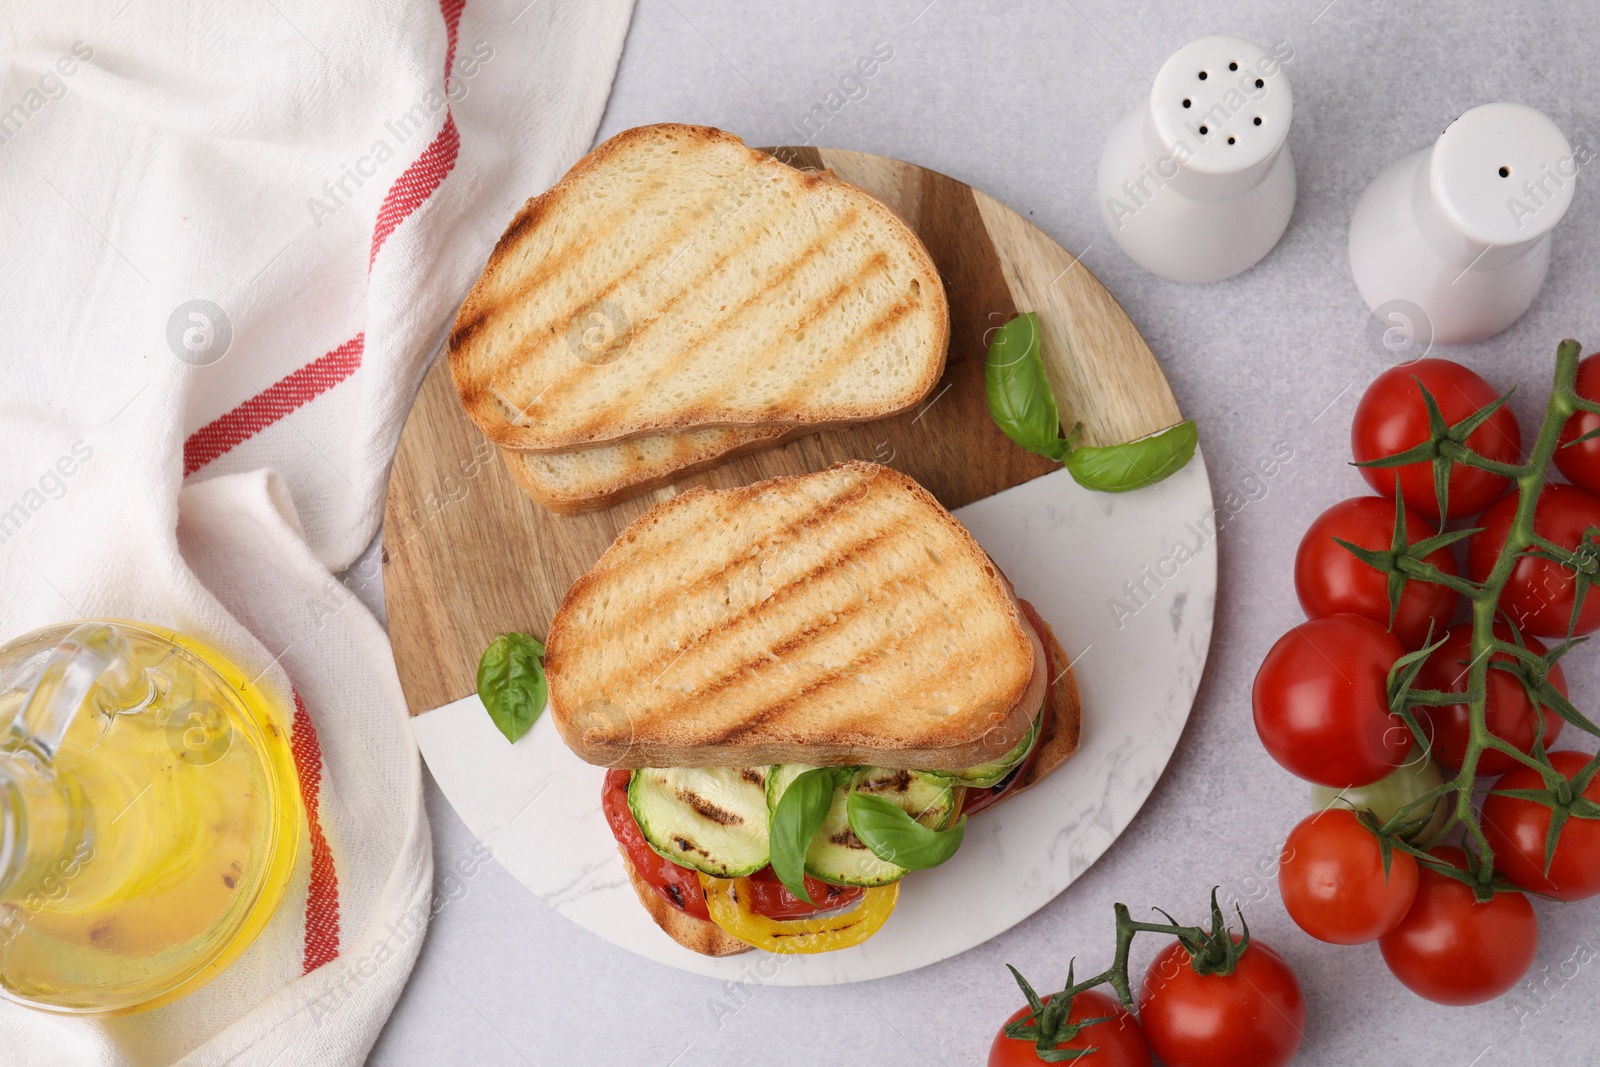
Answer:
[0, 622, 301, 1014]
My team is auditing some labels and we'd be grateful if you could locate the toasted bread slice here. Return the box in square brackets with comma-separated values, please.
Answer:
[547, 461, 1039, 770]
[621, 611, 1081, 958]
[502, 424, 798, 516]
[449, 123, 949, 453]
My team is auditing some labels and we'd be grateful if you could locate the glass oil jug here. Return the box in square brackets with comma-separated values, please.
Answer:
[0, 620, 301, 1015]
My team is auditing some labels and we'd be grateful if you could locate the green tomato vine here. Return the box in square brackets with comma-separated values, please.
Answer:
[1354, 338, 1600, 898]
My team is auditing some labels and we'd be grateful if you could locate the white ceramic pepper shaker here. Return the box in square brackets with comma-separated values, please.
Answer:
[1349, 102, 1577, 346]
[1098, 35, 1296, 284]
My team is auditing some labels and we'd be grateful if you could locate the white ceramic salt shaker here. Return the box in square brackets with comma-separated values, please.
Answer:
[1349, 102, 1576, 346]
[1098, 35, 1296, 284]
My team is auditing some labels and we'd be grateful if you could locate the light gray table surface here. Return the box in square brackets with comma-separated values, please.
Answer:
[368, 1, 1600, 1063]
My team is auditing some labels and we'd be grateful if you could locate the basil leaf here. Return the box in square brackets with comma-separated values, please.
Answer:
[846, 791, 968, 871]
[768, 767, 842, 905]
[985, 311, 1071, 462]
[476, 632, 547, 744]
[1066, 419, 1198, 494]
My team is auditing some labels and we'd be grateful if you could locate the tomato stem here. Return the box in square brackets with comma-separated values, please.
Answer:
[1006, 886, 1252, 1047]
[1360, 340, 1600, 892]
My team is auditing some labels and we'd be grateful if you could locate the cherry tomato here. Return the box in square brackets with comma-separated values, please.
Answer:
[1379, 845, 1538, 1005]
[1482, 750, 1600, 902]
[1278, 808, 1418, 944]
[1294, 496, 1460, 649]
[988, 990, 1152, 1067]
[1554, 351, 1600, 494]
[1467, 484, 1600, 637]
[1412, 626, 1566, 776]
[1252, 615, 1409, 787]
[1138, 936, 1304, 1067]
[1351, 359, 1521, 520]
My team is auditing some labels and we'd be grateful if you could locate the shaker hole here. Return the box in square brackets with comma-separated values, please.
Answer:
[1253, 116, 1263, 126]
[1498, 165, 1511, 177]
[1255, 78, 1265, 88]
[1198, 125, 1209, 135]
[1227, 136, 1236, 145]
[1198, 70, 1208, 80]
[1183, 98, 1191, 108]
[1228, 61, 1239, 71]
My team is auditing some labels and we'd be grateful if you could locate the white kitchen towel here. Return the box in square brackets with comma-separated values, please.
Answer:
[0, 0, 634, 1063]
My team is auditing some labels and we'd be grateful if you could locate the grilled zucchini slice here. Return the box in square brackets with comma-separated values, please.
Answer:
[767, 765, 961, 887]
[627, 766, 771, 878]
[925, 705, 1045, 787]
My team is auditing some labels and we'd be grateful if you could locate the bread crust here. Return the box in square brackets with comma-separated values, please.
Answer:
[618, 846, 752, 957]
[1001, 613, 1083, 799]
[448, 124, 949, 453]
[547, 461, 1039, 770]
[501, 425, 804, 516]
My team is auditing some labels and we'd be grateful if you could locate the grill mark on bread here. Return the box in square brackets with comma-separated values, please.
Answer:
[615, 466, 882, 612]
[674, 251, 894, 424]
[696, 587, 942, 745]
[622, 526, 894, 703]
[526, 207, 864, 422]
[756, 295, 920, 417]
[494, 189, 806, 393]
[463, 165, 736, 404]
[617, 510, 905, 693]
[450, 200, 551, 355]
[450, 307, 489, 355]
[555, 215, 879, 442]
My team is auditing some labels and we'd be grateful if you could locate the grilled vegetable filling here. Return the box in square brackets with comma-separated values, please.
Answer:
[627, 704, 1043, 889]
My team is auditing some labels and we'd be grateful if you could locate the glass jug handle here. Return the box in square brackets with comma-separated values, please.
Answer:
[9, 623, 154, 764]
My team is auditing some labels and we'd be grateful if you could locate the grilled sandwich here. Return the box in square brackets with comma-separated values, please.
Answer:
[448, 123, 949, 456]
[549, 462, 1082, 956]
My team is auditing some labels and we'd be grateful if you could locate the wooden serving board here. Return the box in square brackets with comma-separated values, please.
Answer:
[383, 146, 1182, 717]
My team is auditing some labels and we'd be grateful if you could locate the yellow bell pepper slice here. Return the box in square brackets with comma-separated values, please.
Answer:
[698, 873, 899, 953]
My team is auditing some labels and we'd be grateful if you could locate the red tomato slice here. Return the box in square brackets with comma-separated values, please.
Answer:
[603, 768, 710, 921]
[742, 867, 863, 919]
